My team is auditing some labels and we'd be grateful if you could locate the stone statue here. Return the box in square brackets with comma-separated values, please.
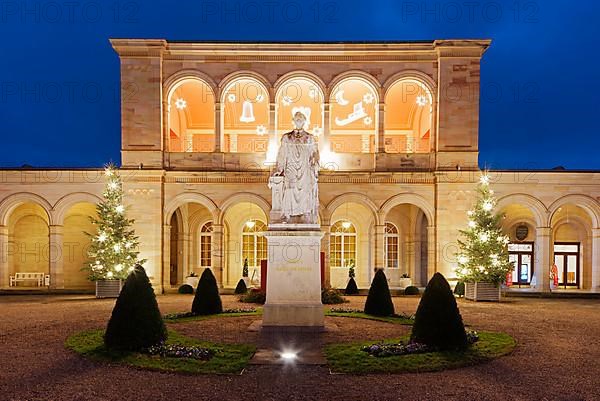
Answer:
[269, 111, 319, 225]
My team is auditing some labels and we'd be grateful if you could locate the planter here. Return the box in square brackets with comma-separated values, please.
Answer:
[185, 276, 199, 288]
[95, 279, 123, 298]
[465, 282, 501, 302]
[399, 278, 412, 289]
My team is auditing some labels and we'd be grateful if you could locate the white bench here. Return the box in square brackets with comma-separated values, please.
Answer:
[9, 272, 45, 287]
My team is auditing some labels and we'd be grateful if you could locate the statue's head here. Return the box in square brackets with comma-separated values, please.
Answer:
[292, 112, 307, 130]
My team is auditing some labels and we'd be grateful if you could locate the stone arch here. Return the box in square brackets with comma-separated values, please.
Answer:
[217, 193, 270, 225]
[379, 193, 434, 226]
[164, 192, 219, 225]
[326, 193, 380, 225]
[0, 192, 53, 226]
[549, 194, 600, 228]
[273, 70, 327, 98]
[328, 70, 382, 102]
[383, 70, 437, 98]
[218, 70, 273, 102]
[52, 192, 102, 225]
[163, 70, 218, 102]
[496, 193, 548, 227]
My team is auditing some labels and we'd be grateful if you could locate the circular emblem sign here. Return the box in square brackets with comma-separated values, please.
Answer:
[515, 225, 529, 241]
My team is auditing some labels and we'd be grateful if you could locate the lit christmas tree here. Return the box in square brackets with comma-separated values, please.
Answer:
[455, 173, 514, 286]
[84, 164, 145, 281]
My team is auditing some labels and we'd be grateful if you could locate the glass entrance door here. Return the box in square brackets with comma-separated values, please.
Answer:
[553, 243, 580, 288]
[508, 242, 534, 287]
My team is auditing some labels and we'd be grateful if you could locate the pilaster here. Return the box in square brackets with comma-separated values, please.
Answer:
[48, 225, 64, 289]
[536, 227, 552, 292]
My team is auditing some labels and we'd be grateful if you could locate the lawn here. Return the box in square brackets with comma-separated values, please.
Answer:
[325, 310, 414, 325]
[324, 331, 516, 374]
[65, 329, 256, 374]
[163, 308, 262, 323]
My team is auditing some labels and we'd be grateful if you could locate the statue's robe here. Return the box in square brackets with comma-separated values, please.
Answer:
[274, 129, 319, 224]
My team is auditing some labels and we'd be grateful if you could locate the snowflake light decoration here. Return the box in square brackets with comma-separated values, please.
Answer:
[363, 92, 375, 104]
[256, 125, 267, 136]
[256, 94, 265, 103]
[308, 88, 317, 99]
[363, 116, 372, 125]
[282, 96, 292, 106]
[175, 98, 187, 110]
[416, 95, 428, 107]
[313, 126, 322, 137]
[227, 94, 236, 103]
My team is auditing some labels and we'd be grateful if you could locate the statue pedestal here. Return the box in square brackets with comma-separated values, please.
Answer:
[262, 229, 324, 328]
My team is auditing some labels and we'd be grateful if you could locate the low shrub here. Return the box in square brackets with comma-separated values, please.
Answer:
[104, 265, 167, 351]
[411, 273, 468, 351]
[364, 269, 395, 316]
[234, 279, 248, 294]
[322, 288, 348, 304]
[454, 281, 465, 297]
[191, 268, 223, 315]
[178, 284, 194, 294]
[344, 277, 359, 295]
[404, 286, 420, 295]
[239, 288, 266, 304]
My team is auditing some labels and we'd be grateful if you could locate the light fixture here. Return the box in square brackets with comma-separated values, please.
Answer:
[280, 351, 297, 362]
[245, 220, 256, 229]
[480, 174, 490, 185]
[482, 201, 493, 212]
[416, 95, 427, 106]
[115, 205, 125, 214]
[175, 98, 187, 110]
[468, 220, 476, 228]
[98, 233, 107, 242]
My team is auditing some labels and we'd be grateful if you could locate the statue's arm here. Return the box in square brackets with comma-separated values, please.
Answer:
[273, 136, 286, 176]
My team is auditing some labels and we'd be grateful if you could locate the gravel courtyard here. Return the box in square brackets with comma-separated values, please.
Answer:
[1, 294, 599, 401]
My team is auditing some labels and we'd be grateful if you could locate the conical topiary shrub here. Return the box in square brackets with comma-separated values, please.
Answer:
[234, 278, 247, 294]
[364, 269, 395, 316]
[191, 268, 223, 315]
[345, 277, 359, 295]
[411, 272, 468, 350]
[104, 265, 167, 351]
[454, 281, 465, 297]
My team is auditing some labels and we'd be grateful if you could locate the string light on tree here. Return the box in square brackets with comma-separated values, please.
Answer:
[83, 164, 146, 281]
[455, 171, 514, 286]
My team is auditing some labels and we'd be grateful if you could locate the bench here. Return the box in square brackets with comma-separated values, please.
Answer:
[9, 272, 45, 287]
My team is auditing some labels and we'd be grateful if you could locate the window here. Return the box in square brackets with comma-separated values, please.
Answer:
[242, 220, 267, 269]
[384, 78, 432, 153]
[330, 221, 357, 268]
[384, 222, 399, 269]
[508, 242, 534, 286]
[199, 222, 213, 268]
[167, 78, 216, 152]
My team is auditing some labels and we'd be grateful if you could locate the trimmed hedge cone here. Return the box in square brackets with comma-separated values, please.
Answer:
[104, 265, 167, 351]
[234, 278, 248, 294]
[191, 268, 223, 315]
[344, 277, 359, 295]
[411, 273, 468, 351]
[364, 269, 395, 316]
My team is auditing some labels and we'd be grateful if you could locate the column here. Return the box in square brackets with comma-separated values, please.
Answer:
[162, 224, 171, 292]
[0, 226, 8, 287]
[374, 224, 386, 271]
[214, 102, 222, 152]
[267, 102, 277, 165]
[48, 225, 64, 289]
[377, 102, 385, 153]
[322, 102, 331, 154]
[427, 225, 436, 282]
[535, 227, 551, 293]
[321, 223, 331, 287]
[180, 232, 190, 280]
[591, 228, 600, 290]
[212, 223, 224, 287]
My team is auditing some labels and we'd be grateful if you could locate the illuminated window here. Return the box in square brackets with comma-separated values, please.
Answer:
[384, 78, 432, 153]
[168, 79, 215, 152]
[199, 222, 213, 268]
[330, 221, 357, 268]
[384, 223, 399, 269]
[242, 220, 267, 269]
[329, 78, 378, 153]
[222, 77, 269, 153]
[276, 77, 324, 139]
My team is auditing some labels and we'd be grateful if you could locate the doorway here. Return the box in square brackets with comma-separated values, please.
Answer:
[508, 242, 534, 287]
[553, 242, 580, 288]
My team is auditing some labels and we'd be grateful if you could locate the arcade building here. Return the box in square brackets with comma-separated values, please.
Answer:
[1, 39, 599, 293]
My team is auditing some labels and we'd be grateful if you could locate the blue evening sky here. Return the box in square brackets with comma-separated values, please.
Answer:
[0, 0, 598, 169]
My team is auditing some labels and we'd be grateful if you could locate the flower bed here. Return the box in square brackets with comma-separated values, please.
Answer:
[362, 331, 479, 357]
[145, 343, 213, 360]
[163, 307, 258, 321]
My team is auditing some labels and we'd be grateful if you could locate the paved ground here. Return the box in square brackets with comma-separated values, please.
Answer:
[1, 294, 599, 401]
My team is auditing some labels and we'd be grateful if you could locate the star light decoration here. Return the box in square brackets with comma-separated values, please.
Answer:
[416, 95, 428, 107]
[83, 164, 146, 282]
[175, 98, 187, 110]
[455, 172, 514, 285]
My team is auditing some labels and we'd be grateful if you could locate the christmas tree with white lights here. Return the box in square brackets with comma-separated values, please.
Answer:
[84, 164, 145, 281]
[455, 173, 513, 286]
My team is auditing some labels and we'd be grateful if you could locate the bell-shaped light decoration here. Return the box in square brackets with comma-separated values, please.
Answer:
[240, 100, 255, 123]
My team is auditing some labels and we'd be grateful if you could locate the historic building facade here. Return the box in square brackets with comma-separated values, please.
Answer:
[1, 39, 599, 293]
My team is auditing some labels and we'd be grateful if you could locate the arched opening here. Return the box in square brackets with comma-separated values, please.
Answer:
[329, 201, 375, 289]
[329, 77, 378, 153]
[7, 202, 50, 287]
[222, 77, 270, 153]
[199, 221, 213, 270]
[167, 78, 215, 152]
[169, 212, 181, 286]
[222, 202, 268, 288]
[384, 78, 432, 153]
[550, 205, 592, 289]
[499, 203, 538, 287]
[62, 202, 97, 289]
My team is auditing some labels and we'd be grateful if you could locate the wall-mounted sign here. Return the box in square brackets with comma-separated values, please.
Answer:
[515, 225, 529, 241]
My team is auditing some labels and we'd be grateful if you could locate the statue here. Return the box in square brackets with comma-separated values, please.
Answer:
[269, 111, 319, 225]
